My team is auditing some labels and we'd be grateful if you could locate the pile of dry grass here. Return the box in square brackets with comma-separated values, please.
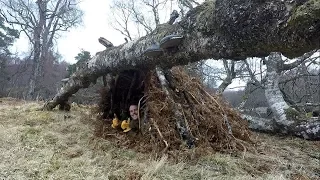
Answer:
[96, 67, 252, 156]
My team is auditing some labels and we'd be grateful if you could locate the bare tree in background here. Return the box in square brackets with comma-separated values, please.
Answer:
[203, 59, 257, 94]
[109, 0, 134, 40]
[109, 0, 203, 38]
[215, 60, 236, 93]
[0, 0, 83, 99]
[279, 54, 320, 112]
[109, 0, 164, 39]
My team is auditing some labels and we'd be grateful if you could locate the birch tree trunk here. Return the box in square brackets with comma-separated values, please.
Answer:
[27, 25, 43, 99]
[265, 53, 294, 130]
[260, 52, 320, 139]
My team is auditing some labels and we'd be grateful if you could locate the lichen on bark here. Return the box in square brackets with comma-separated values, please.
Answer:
[288, 0, 320, 26]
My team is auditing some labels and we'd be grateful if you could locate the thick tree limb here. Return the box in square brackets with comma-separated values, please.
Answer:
[241, 114, 276, 133]
[241, 114, 320, 140]
[282, 50, 316, 71]
[45, 0, 320, 109]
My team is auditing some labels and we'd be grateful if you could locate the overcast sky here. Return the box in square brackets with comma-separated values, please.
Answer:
[10, 0, 243, 89]
[13, 0, 125, 64]
[9, 0, 260, 90]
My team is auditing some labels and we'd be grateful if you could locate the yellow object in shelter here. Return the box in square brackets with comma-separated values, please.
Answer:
[121, 118, 131, 132]
[111, 117, 120, 128]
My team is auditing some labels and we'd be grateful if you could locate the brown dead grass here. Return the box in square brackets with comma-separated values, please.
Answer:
[0, 97, 319, 180]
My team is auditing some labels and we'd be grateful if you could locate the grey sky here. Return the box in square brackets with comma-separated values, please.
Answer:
[13, 0, 124, 64]
[10, 0, 256, 90]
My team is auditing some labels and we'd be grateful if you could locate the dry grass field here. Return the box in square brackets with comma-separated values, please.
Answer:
[0, 97, 319, 180]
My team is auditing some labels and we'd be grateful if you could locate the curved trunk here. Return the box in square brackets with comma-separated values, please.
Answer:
[217, 60, 236, 94]
[260, 52, 320, 139]
[265, 70, 294, 129]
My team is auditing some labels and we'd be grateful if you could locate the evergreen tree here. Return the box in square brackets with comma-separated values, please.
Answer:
[0, 15, 18, 96]
[0, 15, 18, 55]
[67, 50, 92, 77]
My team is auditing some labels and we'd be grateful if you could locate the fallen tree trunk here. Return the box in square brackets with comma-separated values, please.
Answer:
[241, 114, 320, 140]
[293, 120, 320, 140]
[240, 114, 276, 133]
[44, 0, 320, 109]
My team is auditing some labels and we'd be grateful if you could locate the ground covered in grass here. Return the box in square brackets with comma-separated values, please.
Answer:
[0, 97, 319, 180]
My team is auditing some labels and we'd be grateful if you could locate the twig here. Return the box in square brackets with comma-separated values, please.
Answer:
[181, 109, 193, 136]
[138, 95, 149, 130]
[199, 85, 233, 135]
[151, 118, 169, 149]
[186, 91, 201, 105]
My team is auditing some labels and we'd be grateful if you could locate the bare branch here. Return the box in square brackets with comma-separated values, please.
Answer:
[282, 50, 317, 71]
[243, 59, 264, 87]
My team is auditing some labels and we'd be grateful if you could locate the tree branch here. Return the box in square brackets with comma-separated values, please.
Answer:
[243, 59, 264, 87]
[282, 50, 317, 71]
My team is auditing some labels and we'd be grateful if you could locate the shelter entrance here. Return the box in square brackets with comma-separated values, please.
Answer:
[101, 69, 146, 125]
